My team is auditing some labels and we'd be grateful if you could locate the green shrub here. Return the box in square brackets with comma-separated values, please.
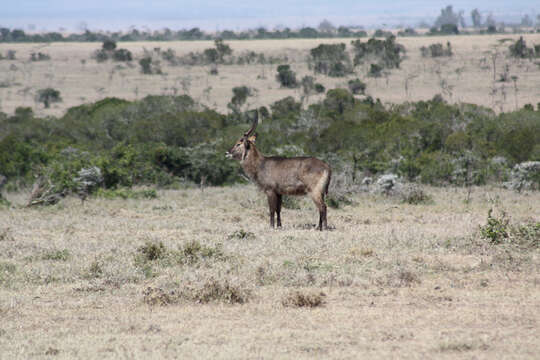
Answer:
[42, 249, 70, 261]
[480, 209, 539, 248]
[177, 240, 225, 264]
[228, 229, 256, 240]
[95, 187, 157, 200]
[137, 241, 167, 262]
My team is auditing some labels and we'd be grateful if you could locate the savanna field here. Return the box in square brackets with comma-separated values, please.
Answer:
[0, 186, 539, 358]
[1, 30, 540, 359]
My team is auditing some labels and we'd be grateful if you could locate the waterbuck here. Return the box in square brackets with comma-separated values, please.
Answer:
[226, 114, 331, 230]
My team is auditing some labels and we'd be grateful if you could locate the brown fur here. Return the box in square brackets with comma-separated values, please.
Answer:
[227, 119, 331, 230]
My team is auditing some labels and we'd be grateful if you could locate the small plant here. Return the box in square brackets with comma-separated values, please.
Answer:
[86, 259, 104, 279]
[400, 184, 433, 205]
[137, 241, 167, 262]
[276, 64, 298, 88]
[142, 287, 175, 306]
[228, 229, 255, 240]
[42, 249, 70, 261]
[96, 188, 157, 200]
[188, 278, 251, 304]
[36, 88, 62, 108]
[480, 209, 510, 244]
[282, 290, 326, 308]
[177, 240, 225, 265]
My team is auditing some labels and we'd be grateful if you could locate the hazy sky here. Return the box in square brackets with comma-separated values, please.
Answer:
[1, 0, 537, 31]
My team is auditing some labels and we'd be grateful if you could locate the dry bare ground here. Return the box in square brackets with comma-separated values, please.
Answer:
[0, 185, 538, 359]
[1, 34, 540, 116]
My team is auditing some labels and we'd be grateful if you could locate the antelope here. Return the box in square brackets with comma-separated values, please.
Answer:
[226, 113, 331, 230]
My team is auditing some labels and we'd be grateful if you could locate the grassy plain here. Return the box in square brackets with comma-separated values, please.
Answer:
[1, 33, 540, 117]
[0, 185, 538, 359]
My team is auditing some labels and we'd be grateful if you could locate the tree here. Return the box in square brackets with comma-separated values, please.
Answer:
[471, 9, 482, 28]
[434, 5, 461, 27]
[310, 43, 352, 77]
[485, 13, 496, 27]
[521, 15, 533, 27]
[214, 39, 232, 62]
[276, 65, 298, 88]
[318, 19, 336, 34]
[36, 88, 62, 108]
[228, 86, 251, 113]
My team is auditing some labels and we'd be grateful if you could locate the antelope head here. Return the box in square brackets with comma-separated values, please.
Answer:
[226, 113, 258, 162]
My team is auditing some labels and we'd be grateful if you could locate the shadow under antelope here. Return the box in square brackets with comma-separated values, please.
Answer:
[226, 113, 331, 230]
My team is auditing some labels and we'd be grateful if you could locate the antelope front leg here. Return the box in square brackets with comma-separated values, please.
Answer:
[267, 191, 278, 228]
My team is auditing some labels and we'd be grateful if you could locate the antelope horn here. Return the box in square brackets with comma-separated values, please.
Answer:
[244, 111, 258, 137]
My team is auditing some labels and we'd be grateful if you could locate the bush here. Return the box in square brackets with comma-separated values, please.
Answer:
[112, 48, 132, 62]
[399, 184, 432, 205]
[282, 290, 326, 308]
[30, 52, 50, 61]
[480, 209, 539, 248]
[368, 64, 383, 77]
[137, 241, 167, 262]
[139, 57, 162, 74]
[503, 161, 540, 191]
[509, 37, 536, 59]
[276, 64, 298, 88]
[314, 83, 325, 93]
[348, 78, 366, 95]
[102, 40, 117, 51]
[420, 42, 453, 57]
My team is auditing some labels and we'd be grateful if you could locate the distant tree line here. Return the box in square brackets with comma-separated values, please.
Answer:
[0, 26, 370, 43]
[2, 9, 538, 44]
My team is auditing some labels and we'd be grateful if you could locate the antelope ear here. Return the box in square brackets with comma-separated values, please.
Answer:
[248, 133, 257, 143]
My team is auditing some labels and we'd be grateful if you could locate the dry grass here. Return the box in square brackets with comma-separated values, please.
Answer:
[1, 34, 539, 117]
[0, 185, 539, 358]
